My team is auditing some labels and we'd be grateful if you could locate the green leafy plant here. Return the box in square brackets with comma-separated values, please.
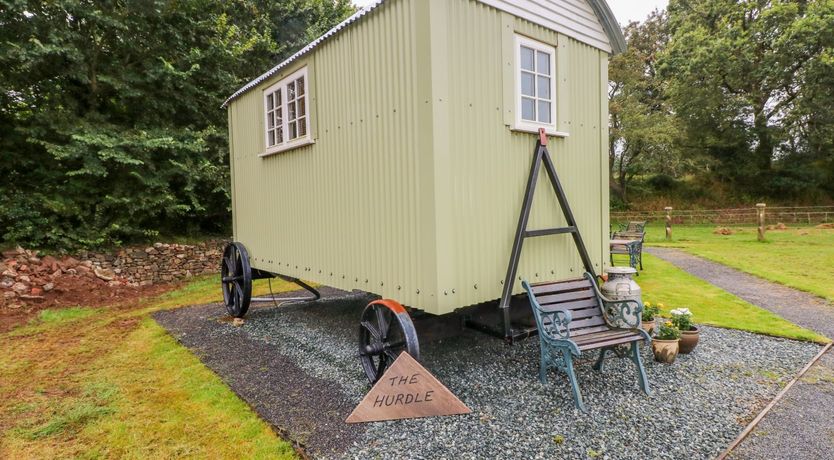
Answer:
[642, 301, 661, 322]
[670, 308, 694, 331]
[655, 320, 681, 340]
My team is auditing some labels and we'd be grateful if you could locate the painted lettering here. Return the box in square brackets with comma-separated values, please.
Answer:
[373, 394, 386, 408]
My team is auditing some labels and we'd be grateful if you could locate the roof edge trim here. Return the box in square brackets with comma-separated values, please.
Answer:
[588, 0, 626, 55]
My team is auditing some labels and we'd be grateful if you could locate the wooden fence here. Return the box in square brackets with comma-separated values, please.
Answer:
[611, 206, 834, 226]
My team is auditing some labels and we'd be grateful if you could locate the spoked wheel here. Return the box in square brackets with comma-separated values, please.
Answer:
[359, 299, 420, 384]
[220, 242, 252, 318]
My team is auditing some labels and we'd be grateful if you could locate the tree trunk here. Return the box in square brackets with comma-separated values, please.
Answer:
[752, 103, 773, 172]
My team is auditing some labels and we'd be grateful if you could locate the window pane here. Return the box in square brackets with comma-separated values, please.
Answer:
[276, 89, 282, 105]
[521, 97, 535, 121]
[537, 76, 551, 100]
[277, 127, 283, 143]
[520, 46, 534, 71]
[268, 130, 275, 146]
[521, 72, 535, 97]
[276, 105, 282, 124]
[288, 82, 295, 100]
[298, 97, 305, 116]
[267, 93, 274, 111]
[537, 51, 551, 75]
[298, 117, 306, 136]
[288, 100, 296, 119]
[289, 121, 297, 139]
[296, 76, 305, 95]
[537, 100, 552, 123]
[268, 111, 275, 129]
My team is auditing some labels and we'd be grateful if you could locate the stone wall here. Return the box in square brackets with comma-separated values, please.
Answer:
[77, 240, 228, 286]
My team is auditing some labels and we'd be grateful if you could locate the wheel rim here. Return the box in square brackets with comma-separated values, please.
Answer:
[220, 242, 252, 317]
[358, 300, 420, 384]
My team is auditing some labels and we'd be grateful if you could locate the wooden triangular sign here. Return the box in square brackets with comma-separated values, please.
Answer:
[346, 352, 471, 423]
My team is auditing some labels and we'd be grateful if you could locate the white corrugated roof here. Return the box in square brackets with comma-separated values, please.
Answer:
[221, 0, 386, 108]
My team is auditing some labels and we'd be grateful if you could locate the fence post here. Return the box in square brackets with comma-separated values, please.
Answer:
[665, 207, 673, 241]
[757, 203, 766, 241]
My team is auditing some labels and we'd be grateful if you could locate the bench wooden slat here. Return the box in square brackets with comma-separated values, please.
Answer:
[572, 329, 636, 345]
[567, 324, 611, 337]
[530, 279, 591, 294]
[540, 298, 599, 313]
[578, 334, 643, 351]
[536, 288, 595, 306]
[567, 315, 605, 330]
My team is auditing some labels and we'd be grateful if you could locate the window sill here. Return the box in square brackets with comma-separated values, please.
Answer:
[259, 138, 315, 157]
[510, 125, 570, 137]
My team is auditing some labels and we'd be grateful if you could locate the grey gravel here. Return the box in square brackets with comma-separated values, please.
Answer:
[156, 290, 821, 460]
[647, 247, 834, 339]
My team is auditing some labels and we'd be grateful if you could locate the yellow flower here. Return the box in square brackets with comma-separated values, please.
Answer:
[665, 321, 673, 326]
[658, 303, 665, 308]
[645, 302, 652, 307]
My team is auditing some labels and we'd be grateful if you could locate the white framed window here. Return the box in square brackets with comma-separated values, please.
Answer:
[514, 35, 558, 134]
[262, 66, 312, 155]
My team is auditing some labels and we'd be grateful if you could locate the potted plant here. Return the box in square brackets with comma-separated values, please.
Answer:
[652, 321, 680, 363]
[641, 301, 660, 335]
[671, 308, 699, 354]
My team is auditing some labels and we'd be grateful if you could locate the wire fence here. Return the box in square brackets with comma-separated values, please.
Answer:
[611, 206, 834, 226]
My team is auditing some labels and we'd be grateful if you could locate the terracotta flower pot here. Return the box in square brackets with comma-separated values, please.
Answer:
[679, 326, 700, 354]
[652, 338, 679, 364]
[642, 320, 656, 335]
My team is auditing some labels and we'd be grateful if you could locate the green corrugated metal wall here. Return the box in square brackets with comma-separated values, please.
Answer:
[227, 0, 610, 315]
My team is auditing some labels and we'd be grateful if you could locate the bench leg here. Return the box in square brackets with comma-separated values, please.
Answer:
[630, 341, 651, 396]
[592, 347, 607, 371]
[561, 349, 586, 412]
[539, 347, 549, 384]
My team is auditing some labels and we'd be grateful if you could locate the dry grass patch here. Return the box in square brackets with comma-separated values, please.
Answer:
[0, 275, 300, 459]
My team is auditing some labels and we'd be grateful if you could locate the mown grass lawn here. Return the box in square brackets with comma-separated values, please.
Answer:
[641, 222, 834, 301]
[0, 276, 301, 459]
[635, 253, 828, 343]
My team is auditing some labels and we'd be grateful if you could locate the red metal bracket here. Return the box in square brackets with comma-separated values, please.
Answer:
[538, 128, 548, 146]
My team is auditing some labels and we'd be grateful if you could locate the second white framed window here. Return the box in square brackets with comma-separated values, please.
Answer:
[514, 35, 557, 133]
[263, 66, 311, 155]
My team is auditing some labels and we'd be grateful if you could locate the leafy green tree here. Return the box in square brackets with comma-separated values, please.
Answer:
[609, 11, 680, 203]
[0, 0, 353, 249]
[661, 0, 834, 196]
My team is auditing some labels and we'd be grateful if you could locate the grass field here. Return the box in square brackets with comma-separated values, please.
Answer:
[636, 253, 827, 343]
[639, 223, 834, 301]
[0, 277, 300, 459]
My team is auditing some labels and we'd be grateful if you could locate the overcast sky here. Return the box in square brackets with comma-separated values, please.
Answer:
[352, 0, 668, 26]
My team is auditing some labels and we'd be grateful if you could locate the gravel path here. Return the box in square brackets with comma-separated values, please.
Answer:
[646, 247, 834, 460]
[647, 247, 834, 339]
[154, 290, 820, 459]
[729, 351, 834, 460]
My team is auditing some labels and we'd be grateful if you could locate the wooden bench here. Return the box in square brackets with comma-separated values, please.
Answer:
[522, 273, 651, 411]
[611, 229, 645, 270]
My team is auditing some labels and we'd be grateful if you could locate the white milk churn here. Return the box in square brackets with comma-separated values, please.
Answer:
[601, 266, 642, 328]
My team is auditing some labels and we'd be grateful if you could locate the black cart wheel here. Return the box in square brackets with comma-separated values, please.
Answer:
[220, 242, 252, 318]
[359, 299, 420, 384]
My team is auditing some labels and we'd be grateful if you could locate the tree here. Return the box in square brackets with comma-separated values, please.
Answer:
[661, 0, 834, 195]
[609, 11, 679, 203]
[0, 0, 353, 249]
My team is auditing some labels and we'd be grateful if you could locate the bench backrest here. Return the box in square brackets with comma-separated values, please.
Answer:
[526, 275, 609, 337]
[626, 221, 646, 232]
